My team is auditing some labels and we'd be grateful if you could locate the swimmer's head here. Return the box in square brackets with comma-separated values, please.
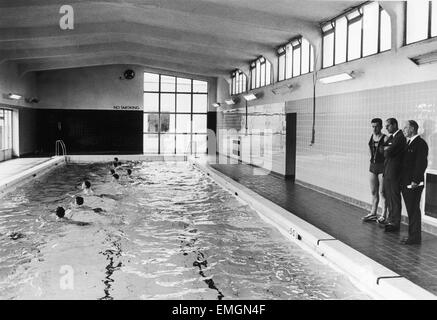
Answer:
[114, 157, 119, 162]
[112, 173, 119, 180]
[113, 162, 118, 168]
[56, 206, 65, 218]
[76, 196, 84, 206]
[110, 169, 115, 175]
[127, 169, 132, 176]
[118, 161, 122, 166]
[83, 180, 91, 189]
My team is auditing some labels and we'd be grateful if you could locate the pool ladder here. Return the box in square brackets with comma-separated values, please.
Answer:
[55, 140, 67, 157]
[186, 140, 199, 158]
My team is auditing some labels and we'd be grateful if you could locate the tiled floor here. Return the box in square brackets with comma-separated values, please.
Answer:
[210, 162, 437, 296]
[0, 158, 51, 181]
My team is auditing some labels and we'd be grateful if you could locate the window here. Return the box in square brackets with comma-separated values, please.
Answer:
[322, 23, 335, 68]
[0, 108, 13, 155]
[230, 70, 247, 95]
[406, 1, 437, 44]
[143, 72, 208, 154]
[321, 2, 391, 68]
[277, 36, 314, 81]
[249, 56, 271, 89]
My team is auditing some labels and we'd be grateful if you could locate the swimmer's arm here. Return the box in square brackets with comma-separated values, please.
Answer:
[65, 209, 74, 219]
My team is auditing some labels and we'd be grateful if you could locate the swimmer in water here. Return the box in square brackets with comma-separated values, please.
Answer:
[81, 180, 94, 195]
[55, 206, 90, 226]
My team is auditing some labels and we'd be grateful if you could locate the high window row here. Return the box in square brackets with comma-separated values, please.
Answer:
[278, 36, 314, 81]
[229, 1, 436, 91]
[230, 70, 247, 95]
[322, 2, 391, 68]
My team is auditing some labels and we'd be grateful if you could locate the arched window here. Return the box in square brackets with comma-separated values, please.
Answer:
[277, 36, 314, 81]
[249, 56, 272, 90]
[321, 2, 391, 68]
[230, 70, 247, 95]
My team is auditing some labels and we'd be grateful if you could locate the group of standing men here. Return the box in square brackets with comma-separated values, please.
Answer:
[363, 118, 428, 245]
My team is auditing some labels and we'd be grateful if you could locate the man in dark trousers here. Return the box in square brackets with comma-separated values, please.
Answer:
[400, 120, 428, 245]
[383, 118, 407, 232]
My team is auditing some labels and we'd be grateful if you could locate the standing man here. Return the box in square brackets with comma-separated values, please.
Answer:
[383, 118, 407, 232]
[400, 120, 428, 245]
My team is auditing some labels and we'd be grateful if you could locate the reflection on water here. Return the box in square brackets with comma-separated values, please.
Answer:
[0, 162, 369, 300]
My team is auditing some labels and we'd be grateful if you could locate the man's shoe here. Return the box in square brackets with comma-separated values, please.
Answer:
[377, 216, 387, 225]
[400, 237, 421, 245]
[384, 224, 400, 232]
[362, 213, 377, 222]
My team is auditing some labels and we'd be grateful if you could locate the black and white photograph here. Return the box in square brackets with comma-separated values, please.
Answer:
[0, 0, 436, 308]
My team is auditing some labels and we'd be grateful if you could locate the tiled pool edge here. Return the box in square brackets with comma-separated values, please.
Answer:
[66, 154, 187, 163]
[0, 156, 66, 199]
[189, 158, 436, 300]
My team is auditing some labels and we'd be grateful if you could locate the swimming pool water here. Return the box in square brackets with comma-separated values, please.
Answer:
[0, 161, 369, 299]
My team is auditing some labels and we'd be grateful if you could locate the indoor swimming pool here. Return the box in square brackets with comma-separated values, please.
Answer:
[0, 161, 369, 300]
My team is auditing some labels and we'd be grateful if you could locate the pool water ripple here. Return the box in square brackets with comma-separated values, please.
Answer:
[0, 161, 370, 299]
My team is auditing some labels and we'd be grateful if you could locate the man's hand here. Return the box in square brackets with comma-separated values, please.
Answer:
[410, 181, 418, 189]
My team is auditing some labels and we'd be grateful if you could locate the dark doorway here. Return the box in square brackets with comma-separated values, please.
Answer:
[285, 112, 297, 181]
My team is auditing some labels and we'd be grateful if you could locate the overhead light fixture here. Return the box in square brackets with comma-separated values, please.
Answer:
[225, 98, 236, 105]
[25, 97, 40, 104]
[318, 72, 354, 84]
[8, 93, 22, 100]
[212, 102, 221, 108]
[272, 84, 294, 95]
[243, 93, 258, 101]
[409, 50, 437, 65]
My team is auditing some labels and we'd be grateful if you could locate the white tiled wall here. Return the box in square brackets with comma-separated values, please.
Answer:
[287, 80, 437, 204]
[218, 79, 437, 208]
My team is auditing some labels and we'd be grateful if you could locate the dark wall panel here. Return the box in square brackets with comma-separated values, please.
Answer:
[36, 109, 143, 155]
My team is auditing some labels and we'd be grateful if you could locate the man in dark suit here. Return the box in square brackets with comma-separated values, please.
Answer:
[383, 118, 407, 232]
[400, 120, 428, 245]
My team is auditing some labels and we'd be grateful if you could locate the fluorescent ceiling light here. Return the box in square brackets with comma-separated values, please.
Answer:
[318, 73, 354, 84]
[225, 99, 235, 105]
[409, 50, 437, 65]
[243, 93, 257, 101]
[8, 93, 22, 100]
[212, 102, 221, 107]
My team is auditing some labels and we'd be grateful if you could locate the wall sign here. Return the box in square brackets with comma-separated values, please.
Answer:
[113, 105, 141, 110]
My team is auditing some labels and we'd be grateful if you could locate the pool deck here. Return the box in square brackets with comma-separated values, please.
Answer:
[0, 157, 51, 181]
[205, 160, 437, 297]
[0, 157, 65, 197]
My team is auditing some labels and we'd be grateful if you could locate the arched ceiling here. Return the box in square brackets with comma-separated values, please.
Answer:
[0, 0, 360, 77]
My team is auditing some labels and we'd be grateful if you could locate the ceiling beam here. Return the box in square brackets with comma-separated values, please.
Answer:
[18, 53, 230, 77]
[0, 41, 248, 69]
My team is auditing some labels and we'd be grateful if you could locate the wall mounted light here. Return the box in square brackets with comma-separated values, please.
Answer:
[243, 93, 258, 101]
[225, 98, 236, 105]
[318, 72, 354, 84]
[212, 102, 221, 108]
[409, 50, 437, 65]
[7, 93, 22, 100]
[25, 97, 40, 104]
[272, 84, 294, 95]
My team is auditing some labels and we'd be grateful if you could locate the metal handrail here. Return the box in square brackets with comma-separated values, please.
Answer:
[55, 140, 67, 156]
